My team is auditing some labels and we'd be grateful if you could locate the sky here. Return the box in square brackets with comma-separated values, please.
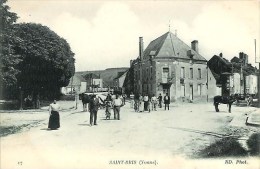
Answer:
[8, 0, 260, 71]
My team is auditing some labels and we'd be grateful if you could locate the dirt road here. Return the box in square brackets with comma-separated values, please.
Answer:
[1, 101, 259, 169]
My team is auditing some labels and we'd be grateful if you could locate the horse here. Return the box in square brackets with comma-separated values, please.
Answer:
[79, 93, 90, 111]
[213, 95, 236, 113]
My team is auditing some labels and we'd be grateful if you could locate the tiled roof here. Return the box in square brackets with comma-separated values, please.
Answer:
[143, 31, 206, 61]
[84, 73, 100, 79]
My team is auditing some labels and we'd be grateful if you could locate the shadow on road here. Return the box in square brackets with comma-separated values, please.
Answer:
[40, 128, 52, 131]
[100, 118, 120, 121]
[78, 124, 91, 126]
[70, 111, 87, 114]
[168, 127, 233, 138]
[206, 111, 228, 113]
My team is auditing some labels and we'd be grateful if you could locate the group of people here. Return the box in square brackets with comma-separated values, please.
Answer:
[101, 93, 124, 121]
[130, 93, 171, 112]
[24, 94, 41, 109]
[81, 93, 125, 126]
[48, 92, 125, 130]
[47, 92, 171, 130]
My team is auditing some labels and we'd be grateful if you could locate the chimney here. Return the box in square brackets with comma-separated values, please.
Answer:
[130, 59, 133, 66]
[239, 52, 248, 65]
[219, 53, 223, 57]
[191, 40, 198, 53]
[139, 37, 144, 60]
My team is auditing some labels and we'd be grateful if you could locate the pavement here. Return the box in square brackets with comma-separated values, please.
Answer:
[0, 101, 259, 169]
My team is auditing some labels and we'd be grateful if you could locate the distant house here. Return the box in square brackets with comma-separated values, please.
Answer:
[75, 67, 129, 90]
[83, 73, 103, 92]
[208, 52, 258, 96]
[230, 73, 241, 94]
[207, 53, 232, 96]
[207, 69, 221, 100]
[113, 70, 128, 94]
[61, 74, 87, 94]
[245, 75, 258, 94]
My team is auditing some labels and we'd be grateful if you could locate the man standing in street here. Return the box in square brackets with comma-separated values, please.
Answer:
[130, 92, 134, 108]
[112, 94, 123, 120]
[158, 93, 162, 108]
[164, 93, 170, 110]
[151, 94, 157, 111]
[143, 94, 149, 111]
[89, 94, 99, 126]
[134, 93, 140, 112]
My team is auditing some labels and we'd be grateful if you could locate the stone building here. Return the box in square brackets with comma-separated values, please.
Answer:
[61, 74, 87, 94]
[245, 75, 258, 94]
[131, 31, 208, 102]
[84, 73, 103, 92]
[208, 52, 258, 96]
[113, 70, 128, 94]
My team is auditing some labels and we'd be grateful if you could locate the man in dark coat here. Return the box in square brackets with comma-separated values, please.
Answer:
[158, 93, 162, 108]
[89, 95, 99, 126]
[164, 93, 170, 110]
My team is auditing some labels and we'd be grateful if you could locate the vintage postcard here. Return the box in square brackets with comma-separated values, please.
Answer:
[1, 0, 259, 169]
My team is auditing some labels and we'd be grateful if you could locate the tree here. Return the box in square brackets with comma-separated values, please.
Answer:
[0, 0, 21, 99]
[13, 23, 75, 99]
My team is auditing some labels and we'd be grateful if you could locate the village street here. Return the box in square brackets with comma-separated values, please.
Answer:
[1, 101, 259, 169]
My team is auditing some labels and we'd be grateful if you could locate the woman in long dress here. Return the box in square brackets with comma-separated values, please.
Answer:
[48, 100, 61, 130]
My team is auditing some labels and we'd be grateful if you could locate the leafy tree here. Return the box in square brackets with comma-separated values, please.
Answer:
[13, 23, 75, 99]
[0, 0, 21, 99]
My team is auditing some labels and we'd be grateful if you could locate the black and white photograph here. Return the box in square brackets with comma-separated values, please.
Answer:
[0, 0, 259, 169]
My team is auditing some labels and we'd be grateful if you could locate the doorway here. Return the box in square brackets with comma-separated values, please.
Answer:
[189, 85, 193, 100]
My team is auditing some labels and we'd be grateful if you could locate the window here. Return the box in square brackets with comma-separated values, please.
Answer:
[198, 84, 202, 95]
[163, 67, 169, 73]
[162, 67, 169, 83]
[189, 68, 193, 79]
[181, 85, 185, 97]
[181, 67, 185, 78]
[198, 68, 201, 79]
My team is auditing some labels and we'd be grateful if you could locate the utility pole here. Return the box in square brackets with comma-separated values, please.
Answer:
[240, 60, 243, 95]
[231, 63, 234, 95]
[255, 39, 260, 107]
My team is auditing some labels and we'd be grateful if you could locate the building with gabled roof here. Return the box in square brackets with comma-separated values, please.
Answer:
[208, 52, 258, 96]
[61, 74, 87, 94]
[131, 31, 209, 102]
[113, 70, 128, 94]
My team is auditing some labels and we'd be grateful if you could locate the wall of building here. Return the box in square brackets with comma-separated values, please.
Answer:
[133, 59, 157, 96]
[207, 69, 221, 101]
[61, 85, 81, 95]
[93, 79, 103, 88]
[245, 75, 258, 94]
[154, 59, 207, 102]
[140, 59, 154, 96]
[155, 59, 176, 101]
[118, 73, 127, 88]
[175, 61, 207, 102]
[80, 82, 87, 93]
[229, 73, 241, 94]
